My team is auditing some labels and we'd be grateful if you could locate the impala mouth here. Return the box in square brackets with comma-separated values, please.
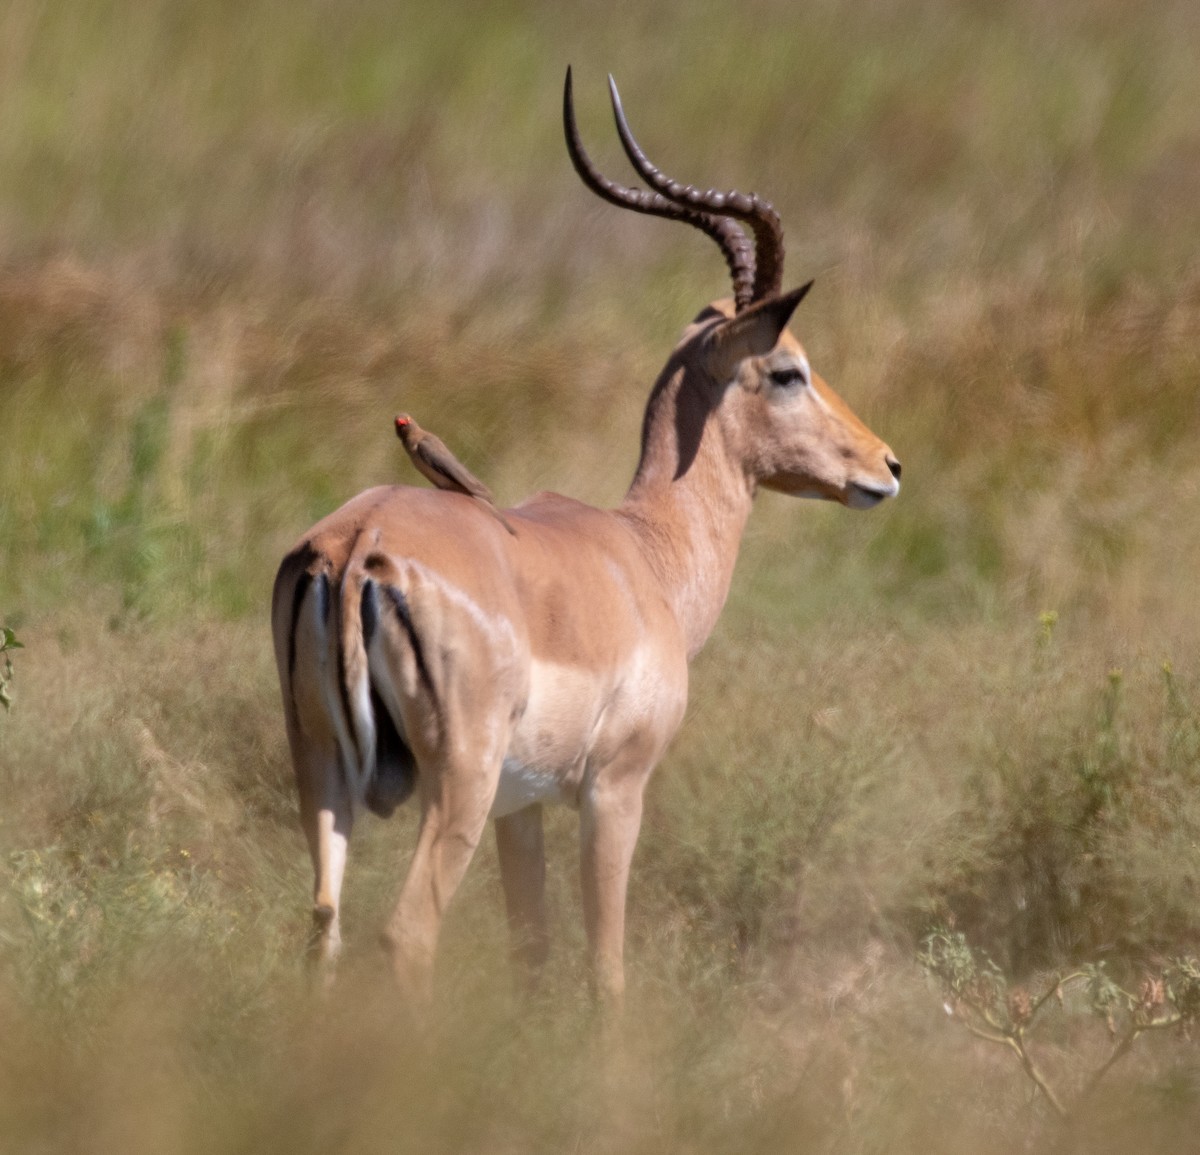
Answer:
[846, 479, 899, 509]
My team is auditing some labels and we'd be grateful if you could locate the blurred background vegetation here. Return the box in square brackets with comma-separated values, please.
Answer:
[2, 0, 1199, 1150]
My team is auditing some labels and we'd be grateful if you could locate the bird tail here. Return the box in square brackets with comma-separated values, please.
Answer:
[477, 497, 518, 536]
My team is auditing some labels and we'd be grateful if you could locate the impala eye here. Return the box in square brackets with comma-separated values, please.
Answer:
[769, 365, 807, 388]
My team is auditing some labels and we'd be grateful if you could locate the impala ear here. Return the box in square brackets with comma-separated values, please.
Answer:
[705, 281, 814, 382]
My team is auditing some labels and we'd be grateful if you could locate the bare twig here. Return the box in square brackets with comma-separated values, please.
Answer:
[1007, 1033, 1067, 1119]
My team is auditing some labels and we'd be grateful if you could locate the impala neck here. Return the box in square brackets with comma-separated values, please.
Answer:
[618, 361, 755, 658]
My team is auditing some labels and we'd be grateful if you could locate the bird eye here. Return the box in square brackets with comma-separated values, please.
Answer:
[769, 366, 807, 388]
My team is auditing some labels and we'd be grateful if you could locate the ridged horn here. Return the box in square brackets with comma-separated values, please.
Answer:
[563, 66, 757, 311]
[606, 74, 785, 306]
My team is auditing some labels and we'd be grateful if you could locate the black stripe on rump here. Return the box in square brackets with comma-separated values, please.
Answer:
[287, 569, 313, 691]
[273, 542, 322, 706]
[383, 585, 434, 697]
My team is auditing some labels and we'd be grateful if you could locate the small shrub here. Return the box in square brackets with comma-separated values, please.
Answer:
[920, 925, 1200, 1123]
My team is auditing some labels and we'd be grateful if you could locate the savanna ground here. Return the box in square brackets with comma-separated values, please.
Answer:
[3, 0, 1200, 1150]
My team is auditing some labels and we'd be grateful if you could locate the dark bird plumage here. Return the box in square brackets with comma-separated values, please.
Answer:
[395, 415, 516, 535]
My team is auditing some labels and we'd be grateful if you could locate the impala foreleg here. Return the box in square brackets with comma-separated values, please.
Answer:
[580, 774, 646, 1012]
[495, 804, 549, 991]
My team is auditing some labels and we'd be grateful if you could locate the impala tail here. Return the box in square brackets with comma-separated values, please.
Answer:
[272, 544, 417, 819]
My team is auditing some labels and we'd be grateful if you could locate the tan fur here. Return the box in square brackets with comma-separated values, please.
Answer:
[272, 293, 899, 1007]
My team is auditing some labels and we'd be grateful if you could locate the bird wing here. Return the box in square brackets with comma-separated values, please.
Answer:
[415, 437, 494, 501]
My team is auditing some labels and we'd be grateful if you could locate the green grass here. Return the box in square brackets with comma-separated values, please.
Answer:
[3, 0, 1200, 1150]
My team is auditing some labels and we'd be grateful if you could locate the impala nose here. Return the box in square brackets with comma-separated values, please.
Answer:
[886, 455, 902, 482]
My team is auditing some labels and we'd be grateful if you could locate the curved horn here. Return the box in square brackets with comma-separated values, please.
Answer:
[564, 67, 757, 311]
[607, 74, 785, 306]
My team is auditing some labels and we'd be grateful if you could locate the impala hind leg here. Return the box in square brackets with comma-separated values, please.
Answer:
[580, 777, 645, 1012]
[495, 805, 549, 992]
[383, 757, 500, 1001]
[297, 753, 354, 986]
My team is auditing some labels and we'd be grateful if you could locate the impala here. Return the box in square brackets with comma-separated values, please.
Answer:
[271, 69, 900, 1006]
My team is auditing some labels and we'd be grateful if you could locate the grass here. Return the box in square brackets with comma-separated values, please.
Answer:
[3, 0, 1200, 1150]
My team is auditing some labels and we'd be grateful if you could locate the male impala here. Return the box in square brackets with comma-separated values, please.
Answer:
[271, 70, 900, 1006]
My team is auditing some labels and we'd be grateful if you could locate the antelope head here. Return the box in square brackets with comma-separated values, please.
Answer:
[564, 70, 901, 509]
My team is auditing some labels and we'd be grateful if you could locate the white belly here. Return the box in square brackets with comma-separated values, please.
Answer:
[489, 757, 564, 818]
